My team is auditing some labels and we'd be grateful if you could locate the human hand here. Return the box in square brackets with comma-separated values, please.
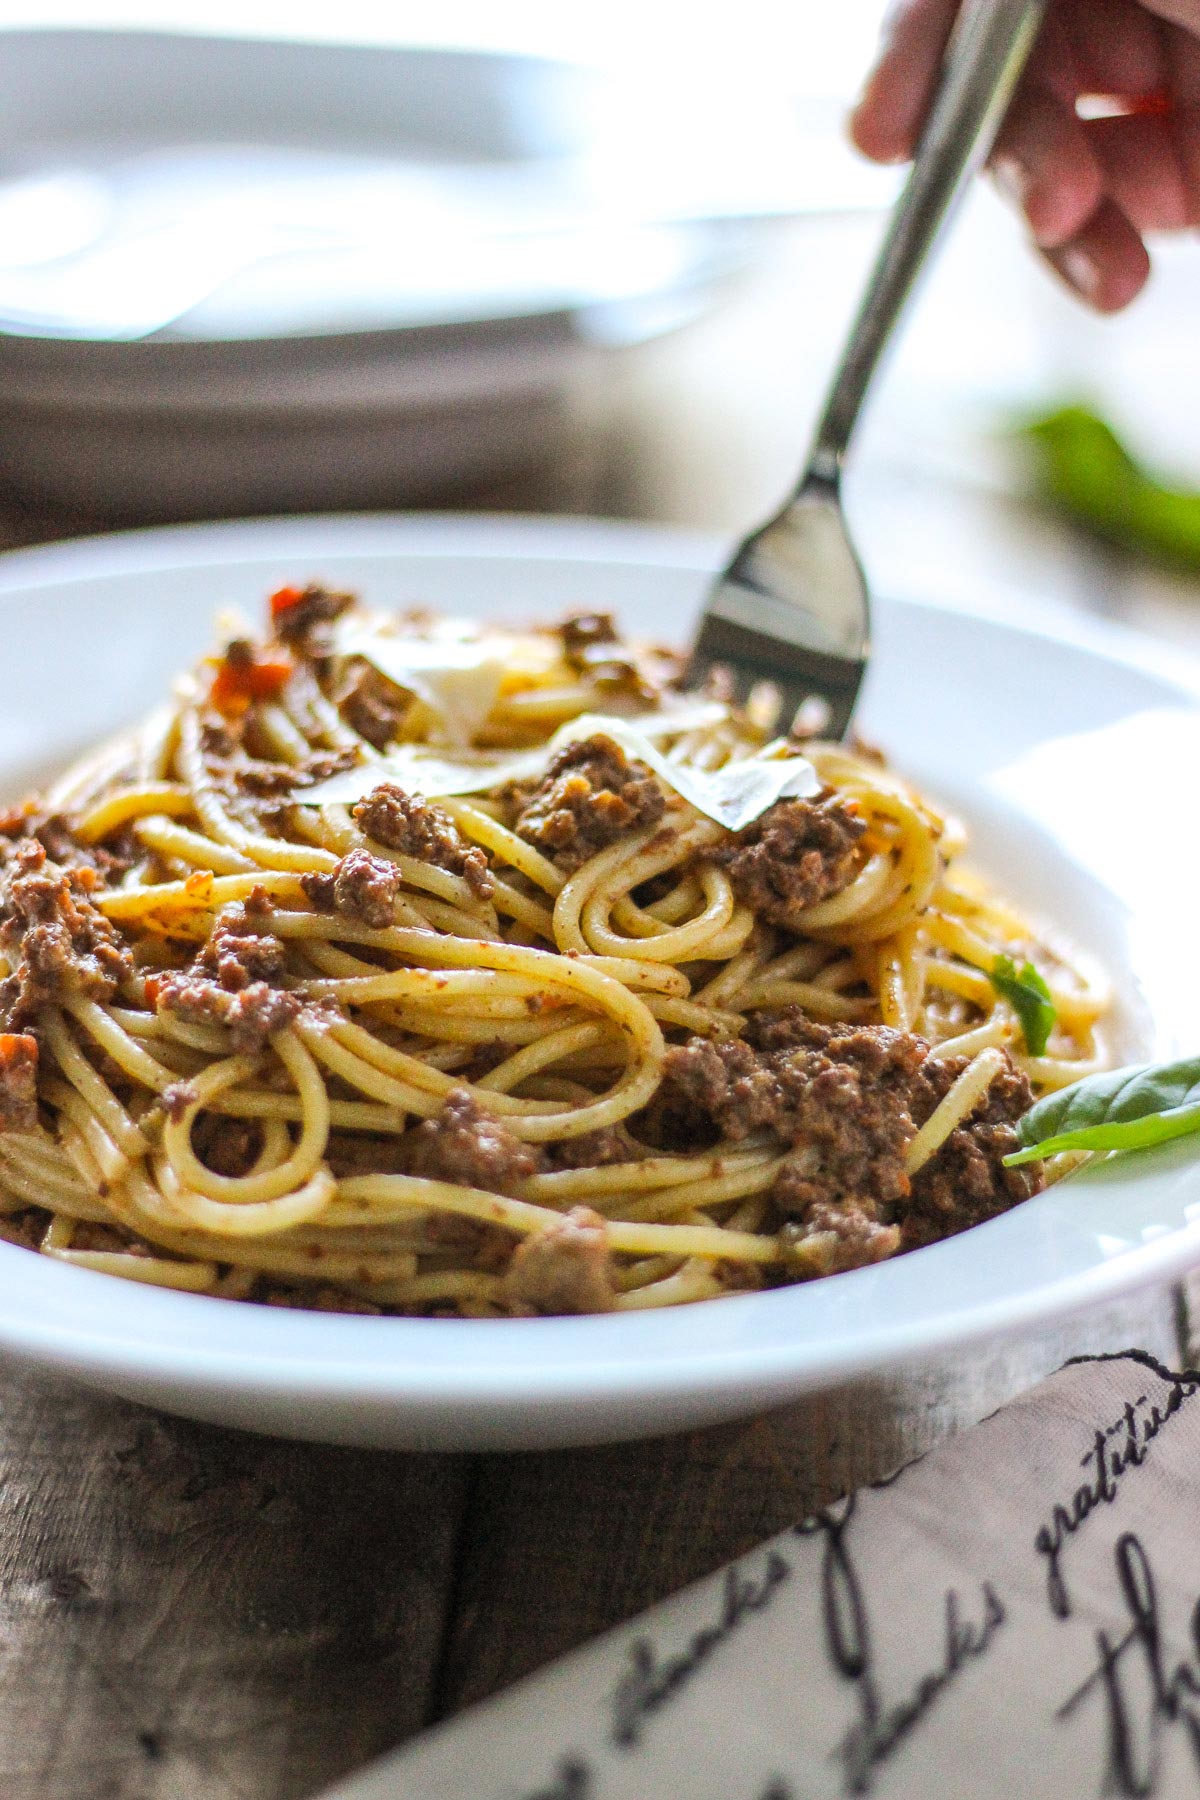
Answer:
[850, 0, 1200, 311]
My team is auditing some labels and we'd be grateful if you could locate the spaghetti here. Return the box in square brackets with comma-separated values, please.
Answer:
[0, 587, 1113, 1315]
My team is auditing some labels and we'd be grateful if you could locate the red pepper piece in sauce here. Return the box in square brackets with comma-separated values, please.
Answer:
[0, 1033, 37, 1071]
[0, 1033, 39, 1129]
[269, 585, 305, 623]
[209, 640, 294, 715]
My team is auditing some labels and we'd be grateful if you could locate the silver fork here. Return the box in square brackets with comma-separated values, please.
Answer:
[689, 0, 1049, 739]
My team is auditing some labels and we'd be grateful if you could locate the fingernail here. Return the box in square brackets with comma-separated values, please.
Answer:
[1059, 246, 1102, 301]
[991, 154, 1027, 208]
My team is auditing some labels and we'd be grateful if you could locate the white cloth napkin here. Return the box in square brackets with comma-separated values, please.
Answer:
[325, 1349, 1200, 1799]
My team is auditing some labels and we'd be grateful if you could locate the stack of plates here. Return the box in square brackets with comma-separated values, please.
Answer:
[0, 27, 890, 520]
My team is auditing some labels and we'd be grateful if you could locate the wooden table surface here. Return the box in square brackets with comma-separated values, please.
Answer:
[3, 203, 1200, 1799]
[0, 1292, 1187, 1800]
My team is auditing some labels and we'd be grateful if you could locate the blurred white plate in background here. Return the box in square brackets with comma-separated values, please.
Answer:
[0, 30, 888, 340]
[0, 27, 894, 516]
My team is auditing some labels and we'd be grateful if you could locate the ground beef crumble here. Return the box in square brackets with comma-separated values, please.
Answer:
[323, 1132, 407, 1181]
[404, 1089, 541, 1193]
[300, 848, 403, 929]
[901, 1053, 1041, 1248]
[161, 1080, 197, 1124]
[558, 611, 620, 661]
[503, 1205, 617, 1314]
[333, 661, 412, 750]
[199, 715, 239, 759]
[778, 1202, 900, 1277]
[200, 907, 288, 987]
[710, 794, 866, 927]
[547, 1123, 639, 1169]
[0, 1207, 46, 1250]
[554, 610, 654, 702]
[353, 785, 493, 899]
[511, 734, 667, 872]
[0, 840, 134, 1031]
[271, 582, 355, 653]
[0, 805, 135, 881]
[150, 903, 301, 1054]
[648, 1009, 1040, 1272]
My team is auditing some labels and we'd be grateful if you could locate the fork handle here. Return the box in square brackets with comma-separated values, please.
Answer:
[804, 0, 1049, 488]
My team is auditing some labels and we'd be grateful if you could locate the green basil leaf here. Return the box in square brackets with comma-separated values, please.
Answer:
[1003, 1055, 1200, 1167]
[1017, 404, 1200, 573]
[990, 955, 1056, 1056]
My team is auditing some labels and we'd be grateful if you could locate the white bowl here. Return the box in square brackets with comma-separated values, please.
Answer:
[0, 513, 1198, 1450]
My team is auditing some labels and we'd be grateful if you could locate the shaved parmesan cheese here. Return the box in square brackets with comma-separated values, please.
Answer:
[332, 620, 537, 746]
[300, 702, 819, 833]
[308, 743, 531, 807]
[582, 716, 821, 831]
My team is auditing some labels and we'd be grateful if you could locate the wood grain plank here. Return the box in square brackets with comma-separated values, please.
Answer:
[432, 1289, 1185, 1717]
[0, 1370, 468, 1800]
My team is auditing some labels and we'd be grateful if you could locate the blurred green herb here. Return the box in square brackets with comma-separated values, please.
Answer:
[990, 955, 1056, 1056]
[1018, 404, 1200, 573]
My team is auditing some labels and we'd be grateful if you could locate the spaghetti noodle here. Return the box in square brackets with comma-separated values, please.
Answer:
[0, 587, 1113, 1315]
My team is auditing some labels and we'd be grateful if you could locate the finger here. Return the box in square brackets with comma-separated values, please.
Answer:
[1165, 102, 1200, 227]
[1164, 12, 1200, 100]
[1040, 198, 1152, 311]
[1085, 113, 1190, 229]
[1020, 5, 1087, 106]
[1060, 0, 1170, 96]
[849, 0, 960, 164]
[990, 85, 1105, 246]
[1161, 26, 1200, 222]
[1142, 0, 1200, 32]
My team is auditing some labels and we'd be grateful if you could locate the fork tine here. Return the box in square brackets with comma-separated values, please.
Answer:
[688, 481, 871, 742]
[689, 604, 867, 740]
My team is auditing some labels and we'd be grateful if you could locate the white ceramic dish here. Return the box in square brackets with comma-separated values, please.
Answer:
[1, 513, 1199, 1452]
